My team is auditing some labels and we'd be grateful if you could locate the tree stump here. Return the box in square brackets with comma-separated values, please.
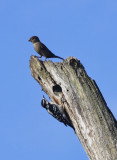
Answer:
[30, 56, 117, 160]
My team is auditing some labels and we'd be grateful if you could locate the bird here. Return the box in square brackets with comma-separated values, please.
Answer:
[28, 36, 64, 60]
[41, 96, 74, 130]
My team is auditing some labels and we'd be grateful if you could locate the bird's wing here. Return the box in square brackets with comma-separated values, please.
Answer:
[40, 42, 55, 57]
[40, 43, 49, 51]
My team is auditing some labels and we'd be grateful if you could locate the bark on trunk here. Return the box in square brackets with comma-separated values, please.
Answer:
[30, 56, 117, 160]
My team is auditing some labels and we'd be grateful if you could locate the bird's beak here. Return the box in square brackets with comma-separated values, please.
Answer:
[43, 95, 45, 99]
[28, 39, 31, 42]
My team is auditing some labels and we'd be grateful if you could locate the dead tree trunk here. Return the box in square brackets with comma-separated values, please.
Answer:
[30, 56, 117, 160]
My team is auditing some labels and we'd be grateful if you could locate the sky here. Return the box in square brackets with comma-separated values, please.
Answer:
[0, 0, 117, 160]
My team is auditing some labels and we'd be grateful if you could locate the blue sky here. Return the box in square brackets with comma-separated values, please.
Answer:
[0, 0, 117, 160]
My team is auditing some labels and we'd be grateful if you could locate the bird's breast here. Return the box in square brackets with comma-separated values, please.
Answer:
[33, 42, 41, 53]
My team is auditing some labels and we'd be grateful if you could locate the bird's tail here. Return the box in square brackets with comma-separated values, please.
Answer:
[55, 56, 64, 60]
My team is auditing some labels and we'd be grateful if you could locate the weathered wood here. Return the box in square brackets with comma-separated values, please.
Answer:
[30, 56, 117, 160]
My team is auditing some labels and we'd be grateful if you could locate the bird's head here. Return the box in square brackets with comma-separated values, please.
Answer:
[41, 96, 49, 109]
[28, 36, 40, 43]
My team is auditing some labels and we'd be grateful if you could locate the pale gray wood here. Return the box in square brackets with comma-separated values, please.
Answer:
[30, 56, 117, 160]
